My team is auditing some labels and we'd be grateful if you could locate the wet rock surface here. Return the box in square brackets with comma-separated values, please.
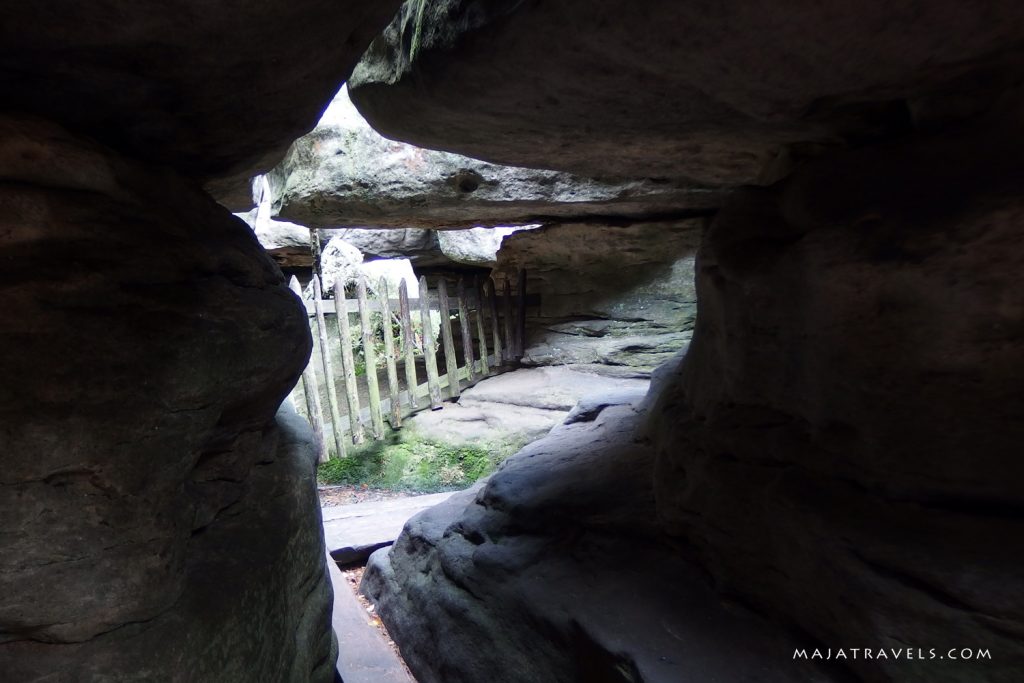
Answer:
[0, 117, 334, 681]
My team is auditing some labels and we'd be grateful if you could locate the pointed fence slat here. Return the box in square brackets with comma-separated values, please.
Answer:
[357, 277, 385, 439]
[516, 268, 528, 359]
[312, 275, 345, 459]
[418, 276, 444, 409]
[333, 279, 365, 444]
[437, 278, 461, 399]
[378, 278, 402, 429]
[487, 279, 502, 365]
[289, 277, 327, 463]
[456, 278, 476, 384]
[502, 277, 514, 362]
[474, 276, 490, 377]
[398, 279, 419, 410]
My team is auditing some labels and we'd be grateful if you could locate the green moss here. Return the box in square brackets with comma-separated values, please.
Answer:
[316, 430, 525, 492]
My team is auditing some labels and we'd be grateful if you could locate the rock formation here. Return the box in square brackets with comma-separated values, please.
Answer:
[353, 3, 1024, 683]
[0, 2, 402, 679]
[493, 221, 699, 376]
[350, 0, 1024, 183]
[268, 87, 720, 229]
[0, 1, 402, 209]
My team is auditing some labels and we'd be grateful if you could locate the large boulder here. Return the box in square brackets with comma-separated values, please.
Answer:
[492, 221, 700, 375]
[0, 116, 334, 681]
[362, 383, 831, 683]
[350, 0, 1024, 184]
[269, 87, 721, 229]
[0, 1, 402, 208]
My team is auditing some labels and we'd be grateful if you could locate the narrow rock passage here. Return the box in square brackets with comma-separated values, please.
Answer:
[327, 556, 416, 683]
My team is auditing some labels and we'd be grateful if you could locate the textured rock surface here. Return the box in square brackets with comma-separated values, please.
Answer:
[350, 0, 1024, 184]
[319, 237, 365, 291]
[493, 221, 700, 375]
[362, 385, 830, 683]
[405, 366, 649, 446]
[648, 100, 1024, 683]
[0, 117, 334, 681]
[436, 226, 527, 266]
[269, 88, 720, 229]
[321, 228, 445, 266]
[0, 1, 402, 208]
[237, 209, 313, 268]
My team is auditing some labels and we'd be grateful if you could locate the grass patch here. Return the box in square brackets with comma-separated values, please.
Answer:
[317, 431, 528, 492]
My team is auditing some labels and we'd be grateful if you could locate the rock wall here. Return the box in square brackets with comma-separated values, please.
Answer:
[649, 98, 1024, 683]
[492, 221, 700, 376]
[0, 116, 333, 680]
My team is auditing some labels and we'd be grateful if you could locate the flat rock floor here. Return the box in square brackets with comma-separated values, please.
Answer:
[327, 556, 417, 683]
[322, 491, 455, 565]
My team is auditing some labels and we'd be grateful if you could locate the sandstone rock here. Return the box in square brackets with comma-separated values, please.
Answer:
[319, 237, 364, 292]
[404, 366, 649, 447]
[269, 87, 721, 229]
[321, 228, 445, 266]
[0, 1, 402, 208]
[648, 101, 1024, 682]
[0, 116, 333, 681]
[362, 397, 831, 683]
[237, 208, 313, 268]
[436, 226, 529, 266]
[350, 0, 1024, 184]
[493, 221, 700, 374]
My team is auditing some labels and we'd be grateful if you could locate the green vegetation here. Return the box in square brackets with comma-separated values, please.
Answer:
[318, 432, 528, 492]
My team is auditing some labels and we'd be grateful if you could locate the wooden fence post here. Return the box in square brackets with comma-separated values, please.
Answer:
[516, 268, 528, 360]
[312, 275, 345, 459]
[398, 279, 419, 410]
[436, 278, 461, 399]
[487, 279, 502, 365]
[288, 276, 327, 463]
[418, 276, 444, 409]
[378, 277, 402, 429]
[333, 279, 365, 444]
[474, 276, 489, 376]
[357, 277, 385, 439]
[456, 278, 476, 384]
[503, 276, 514, 362]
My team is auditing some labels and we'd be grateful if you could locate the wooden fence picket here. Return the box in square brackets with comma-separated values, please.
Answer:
[418, 276, 443, 409]
[333, 279, 364, 444]
[474, 276, 489, 376]
[357, 277, 385, 439]
[378, 277, 402, 429]
[456, 278, 476, 383]
[436, 278, 461, 399]
[398, 279, 419, 410]
[312, 275, 345, 459]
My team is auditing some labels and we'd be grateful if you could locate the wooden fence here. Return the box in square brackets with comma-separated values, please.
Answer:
[289, 269, 529, 462]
